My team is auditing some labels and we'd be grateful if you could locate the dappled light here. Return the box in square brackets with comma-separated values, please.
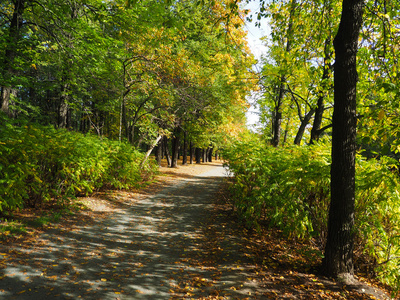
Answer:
[0, 163, 391, 299]
[1, 0, 400, 298]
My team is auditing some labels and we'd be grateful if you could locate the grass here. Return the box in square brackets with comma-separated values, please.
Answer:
[0, 220, 28, 240]
[0, 205, 77, 241]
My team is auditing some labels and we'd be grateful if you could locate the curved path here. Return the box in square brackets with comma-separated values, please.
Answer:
[0, 164, 261, 299]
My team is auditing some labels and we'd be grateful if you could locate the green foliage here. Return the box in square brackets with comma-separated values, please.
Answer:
[224, 138, 331, 241]
[26, 210, 65, 228]
[224, 138, 400, 292]
[0, 121, 157, 212]
[0, 0, 255, 154]
[0, 220, 27, 240]
[355, 156, 400, 291]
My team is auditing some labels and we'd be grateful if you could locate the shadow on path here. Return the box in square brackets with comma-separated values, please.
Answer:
[0, 165, 254, 299]
[1, 164, 390, 299]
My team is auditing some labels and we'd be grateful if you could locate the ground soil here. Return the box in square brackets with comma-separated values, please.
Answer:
[0, 161, 395, 299]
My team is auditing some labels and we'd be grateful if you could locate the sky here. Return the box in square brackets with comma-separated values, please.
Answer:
[242, 1, 270, 129]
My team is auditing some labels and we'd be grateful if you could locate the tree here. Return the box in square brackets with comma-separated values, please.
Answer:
[1, 0, 27, 117]
[0, 0, 256, 167]
[271, 0, 296, 147]
[258, 0, 339, 146]
[322, 0, 364, 282]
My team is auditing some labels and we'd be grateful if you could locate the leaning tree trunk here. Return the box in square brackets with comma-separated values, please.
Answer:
[294, 109, 315, 145]
[140, 135, 162, 169]
[322, 0, 364, 282]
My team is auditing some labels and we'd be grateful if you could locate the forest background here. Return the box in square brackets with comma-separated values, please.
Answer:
[1, 0, 400, 296]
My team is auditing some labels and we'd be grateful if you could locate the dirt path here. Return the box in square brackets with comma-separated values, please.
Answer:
[0, 162, 392, 299]
[0, 163, 256, 299]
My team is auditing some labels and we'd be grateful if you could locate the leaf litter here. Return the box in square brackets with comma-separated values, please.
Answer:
[0, 161, 393, 299]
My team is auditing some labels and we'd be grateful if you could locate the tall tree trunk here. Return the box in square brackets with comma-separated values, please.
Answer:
[1, 88, 17, 118]
[155, 139, 162, 166]
[190, 141, 194, 164]
[322, 0, 364, 282]
[202, 149, 207, 163]
[208, 147, 213, 162]
[164, 136, 171, 167]
[272, 0, 296, 147]
[170, 127, 181, 168]
[58, 3, 79, 129]
[1, 0, 26, 117]
[119, 94, 125, 141]
[58, 82, 70, 128]
[282, 113, 292, 146]
[195, 148, 202, 164]
[272, 80, 284, 147]
[182, 131, 188, 165]
[1, 88, 16, 118]
[310, 37, 333, 144]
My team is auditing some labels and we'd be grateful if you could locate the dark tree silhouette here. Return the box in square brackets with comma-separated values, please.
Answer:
[323, 0, 365, 282]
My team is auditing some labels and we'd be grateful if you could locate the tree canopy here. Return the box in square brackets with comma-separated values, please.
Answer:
[0, 0, 257, 154]
[256, 0, 399, 150]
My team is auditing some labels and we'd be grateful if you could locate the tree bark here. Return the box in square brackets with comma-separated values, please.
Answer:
[272, 80, 284, 147]
[310, 37, 333, 144]
[202, 148, 207, 163]
[322, 0, 364, 281]
[140, 135, 162, 169]
[190, 141, 194, 164]
[155, 142, 162, 166]
[195, 148, 202, 164]
[294, 109, 315, 145]
[170, 127, 181, 168]
[182, 131, 188, 165]
[58, 82, 70, 129]
[208, 147, 213, 162]
[163, 136, 171, 167]
[1, 0, 26, 117]
[272, 0, 296, 147]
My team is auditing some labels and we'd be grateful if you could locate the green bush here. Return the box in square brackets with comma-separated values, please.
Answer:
[355, 155, 400, 291]
[224, 139, 331, 241]
[223, 137, 400, 292]
[0, 122, 157, 212]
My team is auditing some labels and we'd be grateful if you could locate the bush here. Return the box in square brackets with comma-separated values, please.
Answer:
[223, 137, 400, 293]
[224, 138, 331, 242]
[0, 122, 157, 212]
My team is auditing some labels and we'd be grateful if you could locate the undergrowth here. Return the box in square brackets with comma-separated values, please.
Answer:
[0, 121, 158, 213]
[223, 137, 400, 295]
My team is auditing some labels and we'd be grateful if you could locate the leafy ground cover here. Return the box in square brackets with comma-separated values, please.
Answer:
[0, 161, 393, 299]
[223, 138, 400, 295]
[0, 123, 158, 213]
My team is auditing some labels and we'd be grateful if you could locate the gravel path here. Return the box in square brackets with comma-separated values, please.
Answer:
[0, 164, 260, 299]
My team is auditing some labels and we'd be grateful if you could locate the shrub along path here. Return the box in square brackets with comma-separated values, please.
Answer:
[0, 162, 392, 299]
